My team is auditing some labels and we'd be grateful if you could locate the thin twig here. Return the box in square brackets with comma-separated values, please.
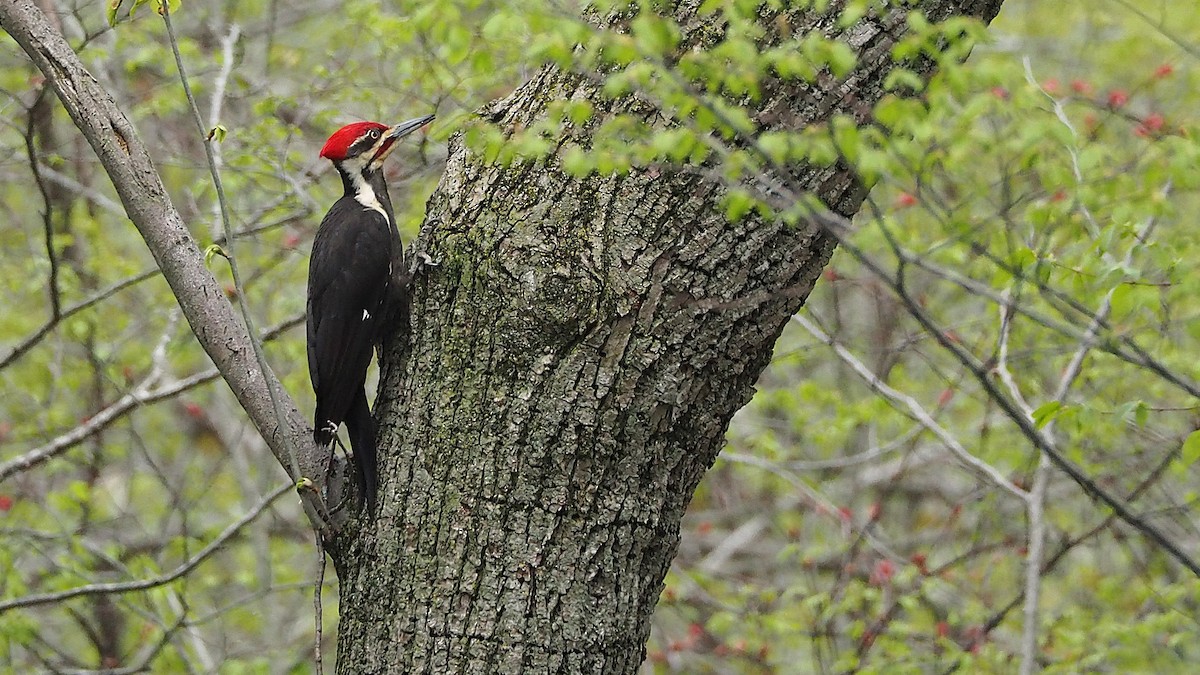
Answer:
[314, 542, 326, 674]
[994, 294, 1050, 675]
[33, 159, 125, 216]
[1022, 57, 1100, 237]
[24, 87, 62, 321]
[0, 314, 303, 483]
[206, 24, 240, 240]
[53, 610, 187, 675]
[161, 6, 329, 532]
[794, 313, 1028, 501]
[0, 481, 293, 613]
[1107, 0, 1200, 62]
[0, 267, 160, 370]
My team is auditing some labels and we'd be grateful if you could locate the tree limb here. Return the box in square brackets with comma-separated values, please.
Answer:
[0, 0, 330, 532]
[0, 481, 293, 614]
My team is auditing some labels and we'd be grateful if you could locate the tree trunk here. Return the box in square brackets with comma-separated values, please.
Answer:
[330, 1, 1006, 671]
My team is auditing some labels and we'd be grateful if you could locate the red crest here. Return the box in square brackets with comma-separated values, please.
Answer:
[319, 121, 387, 160]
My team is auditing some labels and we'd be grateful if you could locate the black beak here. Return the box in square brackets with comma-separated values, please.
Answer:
[385, 114, 435, 141]
[369, 114, 435, 166]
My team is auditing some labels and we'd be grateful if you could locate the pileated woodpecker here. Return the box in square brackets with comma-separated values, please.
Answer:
[307, 114, 433, 513]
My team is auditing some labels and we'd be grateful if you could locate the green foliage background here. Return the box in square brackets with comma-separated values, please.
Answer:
[1, 0, 1199, 671]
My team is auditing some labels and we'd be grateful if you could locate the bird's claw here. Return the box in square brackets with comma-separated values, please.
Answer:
[414, 251, 439, 270]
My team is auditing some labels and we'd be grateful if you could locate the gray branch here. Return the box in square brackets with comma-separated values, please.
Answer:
[0, 0, 329, 530]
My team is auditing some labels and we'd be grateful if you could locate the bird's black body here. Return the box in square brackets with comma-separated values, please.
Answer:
[306, 115, 432, 514]
[307, 174, 397, 511]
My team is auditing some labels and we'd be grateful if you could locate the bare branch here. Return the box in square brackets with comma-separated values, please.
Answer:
[0, 0, 329, 532]
[0, 267, 159, 370]
[205, 23, 240, 240]
[0, 314, 303, 483]
[794, 313, 1028, 502]
[0, 481, 293, 613]
[24, 87, 61, 321]
[160, 4, 327, 530]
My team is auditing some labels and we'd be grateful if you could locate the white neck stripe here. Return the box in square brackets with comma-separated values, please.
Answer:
[347, 167, 389, 225]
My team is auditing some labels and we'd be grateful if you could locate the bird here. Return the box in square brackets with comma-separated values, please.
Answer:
[306, 114, 433, 513]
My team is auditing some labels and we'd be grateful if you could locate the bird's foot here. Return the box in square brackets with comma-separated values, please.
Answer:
[413, 251, 439, 272]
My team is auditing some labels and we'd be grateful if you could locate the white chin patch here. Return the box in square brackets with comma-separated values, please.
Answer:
[362, 309, 371, 321]
[348, 169, 390, 224]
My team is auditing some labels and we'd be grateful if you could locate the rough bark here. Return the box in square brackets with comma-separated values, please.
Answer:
[333, 1, 1006, 672]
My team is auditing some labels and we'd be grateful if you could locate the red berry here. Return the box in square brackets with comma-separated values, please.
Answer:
[1154, 63, 1174, 79]
[1107, 90, 1129, 108]
[0, 495, 12, 512]
[895, 192, 917, 209]
[870, 559, 895, 585]
[937, 388, 954, 407]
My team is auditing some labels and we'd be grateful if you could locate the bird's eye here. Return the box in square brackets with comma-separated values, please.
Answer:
[368, 129, 380, 139]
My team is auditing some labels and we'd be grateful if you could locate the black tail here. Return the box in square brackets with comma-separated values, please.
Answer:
[345, 388, 379, 514]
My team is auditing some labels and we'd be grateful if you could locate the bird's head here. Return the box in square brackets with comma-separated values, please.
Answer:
[319, 115, 434, 174]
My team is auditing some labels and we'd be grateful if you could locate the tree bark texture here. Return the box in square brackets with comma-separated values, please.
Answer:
[333, 1, 1006, 672]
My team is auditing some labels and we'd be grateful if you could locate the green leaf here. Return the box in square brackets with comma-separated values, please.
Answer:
[1133, 400, 1149, 428]
[827, 42, 857, 78]
[723, 191, 756, 222]
[107, 0, 123, 26]
[757, 132, 790, 164]
[1109, 283, 1134, 319]
[560, 145, 591, 177]
[204, 244, 228, 266]
[565, 100, 594, 126]
[838, 0, 868, 28]
[1032, 401, 1063, 429]
[1181, 431, 1200, 466]
[631, 14, 678, 55]
[884, 68, 925, 93]
[1009, 247, 1036, 273]
[206, 124, 227, 143]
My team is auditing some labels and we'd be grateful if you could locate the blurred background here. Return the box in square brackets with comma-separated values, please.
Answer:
[1, 0, 1198, 671]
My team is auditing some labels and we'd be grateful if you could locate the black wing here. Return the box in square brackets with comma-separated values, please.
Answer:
[306, 197, 393, 440]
